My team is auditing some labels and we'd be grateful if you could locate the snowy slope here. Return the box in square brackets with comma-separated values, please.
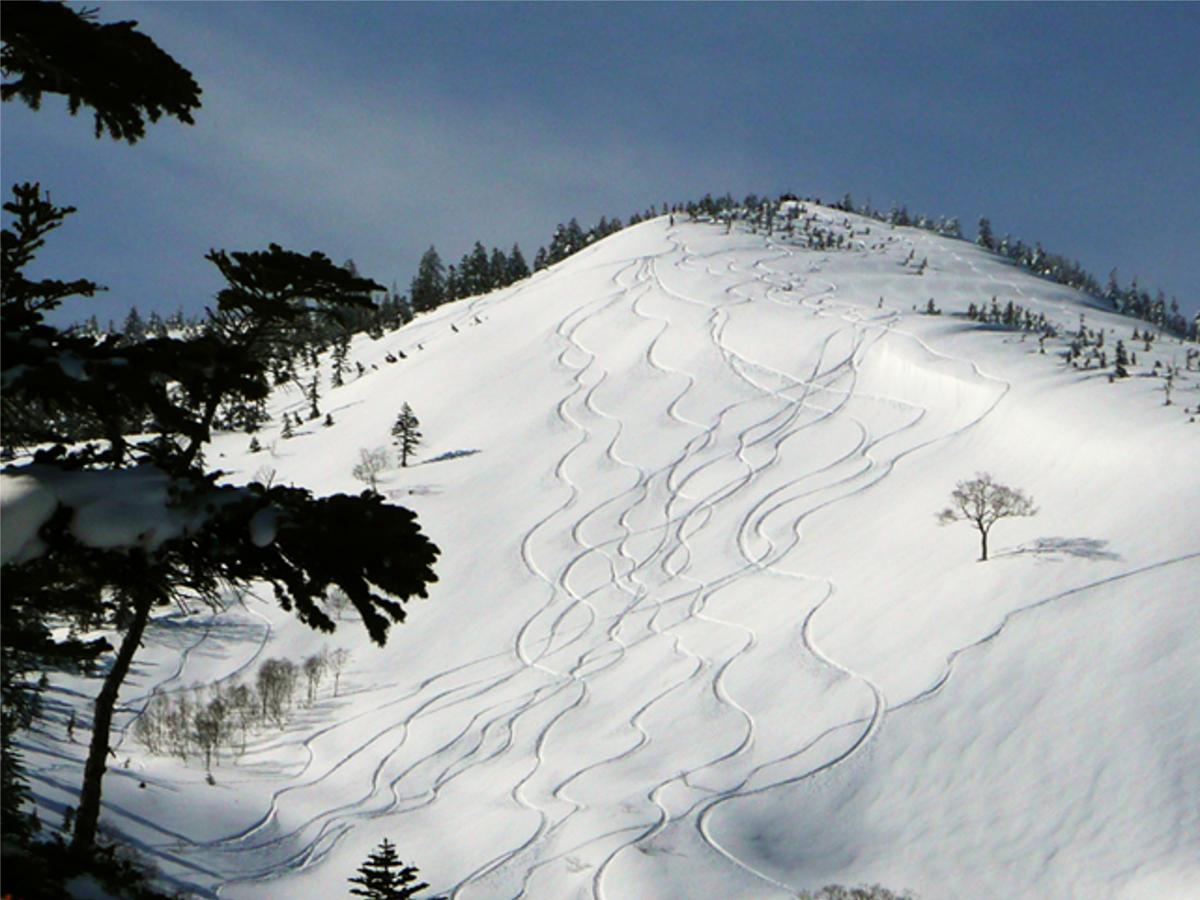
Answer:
[21, 207, 1200, 899]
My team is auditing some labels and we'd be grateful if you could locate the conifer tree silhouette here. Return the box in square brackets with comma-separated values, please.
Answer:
[349, 838, 430, 899]
[392, 403, 422, 467]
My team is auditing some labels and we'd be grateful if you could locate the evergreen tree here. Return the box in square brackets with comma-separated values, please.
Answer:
[1114, 340, 1130, 378]
[1, 711, 37, 846]
[395, 293, 414, 327]
[349, 838, 429, 899]
[977, 217, 995, 250]
[121, 304, 146, 343]
[147, 309, 168, 338]
[409, 246, 445, 313]
[331, 334, 350, 387]
[443, 264, 461, 302]
[1, 1, 202, 144]
[306, 360, 321, 419]
[465, 241, 490, 295]
[506, 243, 529, 283]
[489, 246, 508, 290]
[547, 219, 585, 264]
[565, 218, 586, 253]
[1105, 269, 1121, 308]
[391, 403, 421, 467]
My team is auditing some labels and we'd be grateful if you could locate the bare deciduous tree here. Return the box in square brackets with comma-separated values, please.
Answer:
[937, 472, 1037, 561]
[257, 658, 298, 726]
[329, 647, 351, 696]
[193, 694, 228, 772]
[227, 682, 258, 756]
[303, 652, 328, 705]
[167, 691, 194, 762]
[351, 446, 390, 494]
[133, 691, 170, 754]
[326, 586, 351, 621]
[252, 465, 278, 488]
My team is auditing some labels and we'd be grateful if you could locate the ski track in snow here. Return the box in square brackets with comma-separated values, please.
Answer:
[261, 224, 999, 896]
[70, 216, 1195, 898]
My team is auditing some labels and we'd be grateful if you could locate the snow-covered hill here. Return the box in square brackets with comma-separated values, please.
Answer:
[22, 207, 1200, 898]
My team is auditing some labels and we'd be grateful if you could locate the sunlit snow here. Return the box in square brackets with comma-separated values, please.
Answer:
[17, 208, 1199, 899]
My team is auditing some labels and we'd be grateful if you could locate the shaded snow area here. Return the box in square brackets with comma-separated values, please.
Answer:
[17, 210, 1199, 898]
[0, 465, 250, 565]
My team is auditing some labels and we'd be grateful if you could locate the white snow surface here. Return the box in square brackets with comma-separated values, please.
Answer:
[0, 464, 252, 566]
[16, 210, 1200, 899]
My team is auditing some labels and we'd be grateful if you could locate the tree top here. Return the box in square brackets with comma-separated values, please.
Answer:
[2, 1, 202, 143]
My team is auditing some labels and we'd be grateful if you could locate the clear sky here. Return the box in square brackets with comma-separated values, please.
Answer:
[3, 1, 1198, 326]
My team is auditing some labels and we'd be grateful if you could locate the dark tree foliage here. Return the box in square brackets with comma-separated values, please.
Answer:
[462, 241, 490, 296]
[349, 838, 430, 899]
[976, 216, 995, 251]
[443, 263, 462, 302]
[1, 1, 201, 143]
[1114, 339, 1131, 378]
[488, 246, 508, 290]
[392, 403, 422, 468]
[2, 189, 440, 860]
[1, 7, 440, 878]
[409, 246, 446, 313]
[506, 243, 529, 283]
[545, 217, 587, 265]
[1, 711, 37, 846]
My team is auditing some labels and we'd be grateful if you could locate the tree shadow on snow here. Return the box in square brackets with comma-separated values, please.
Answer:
[997, 536, 1121, 563]
[422, 447, 481, 464]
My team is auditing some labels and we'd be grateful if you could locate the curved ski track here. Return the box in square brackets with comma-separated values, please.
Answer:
[127, 223, 1051, 897]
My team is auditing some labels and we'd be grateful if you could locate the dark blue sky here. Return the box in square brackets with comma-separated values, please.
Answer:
[3, 2, 1198, 325]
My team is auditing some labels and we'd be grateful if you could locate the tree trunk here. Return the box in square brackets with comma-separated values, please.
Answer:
[71, 589, 155, 860]
[980, 527, 989, 562]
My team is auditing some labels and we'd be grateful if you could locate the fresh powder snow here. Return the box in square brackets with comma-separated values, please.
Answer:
[12, 206, 1199, 899]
